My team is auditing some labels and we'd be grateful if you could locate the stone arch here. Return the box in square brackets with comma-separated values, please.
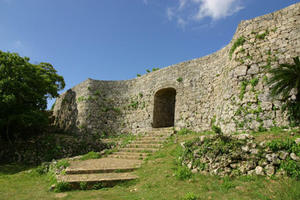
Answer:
[152, 87, 176, 128]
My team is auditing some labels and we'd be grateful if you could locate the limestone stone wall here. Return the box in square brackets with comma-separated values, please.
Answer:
[53, 3, 300, 136]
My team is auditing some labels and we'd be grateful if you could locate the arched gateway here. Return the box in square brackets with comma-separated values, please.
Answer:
[152, 88, 176, 128]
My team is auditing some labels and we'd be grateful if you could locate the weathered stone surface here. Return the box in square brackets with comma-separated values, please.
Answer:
[52, 3, 300, 135]
[250, 149, 259, 155]
[255, 166, 264, 175]
[265, 165, 275, 176]
[266, 153, 279, 164]
[180, 132, 300, 177]
[242, 145, 250, 152]
[290, 153, 300, 161]
[247, 64, 259, 75]
[279, 151, 289, 160]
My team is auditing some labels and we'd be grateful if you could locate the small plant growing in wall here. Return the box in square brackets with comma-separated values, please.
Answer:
[239, 81, 249, 100]
[250, 77, 259, 91]
[229, 36, 246, 59]
[137, 73, 141, 77]
[77, 96, 86, 103]
[210, 116, 222, 135]
[94, 90, 101, 96]
[177, 77, 183, 82]
[129, 100, 139, 109]
[255, 29, 269, 40]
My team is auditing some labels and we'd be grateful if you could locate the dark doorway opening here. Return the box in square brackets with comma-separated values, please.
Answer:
[152, 88, 176, 128]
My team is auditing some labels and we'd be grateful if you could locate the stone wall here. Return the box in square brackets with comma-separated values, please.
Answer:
[53, 3, 300, 136]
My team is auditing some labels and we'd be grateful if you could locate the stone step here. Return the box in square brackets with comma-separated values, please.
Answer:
[65, 158, 142, 174]
[132, 140, 165, 144]
[150, 127, 174, 132]
[125, 143, 162, 148]
[106, 154, 146, 160]
[107, 152, 150, 160]
[53, 129, 173, 190]
[111, 152, 150, 157]
[57, 172, 138, 188]
[145, 134, 172, 138]
[136, 136, 168, 141]
[66, 166, 139, 174]
[119, 147, 158, 153]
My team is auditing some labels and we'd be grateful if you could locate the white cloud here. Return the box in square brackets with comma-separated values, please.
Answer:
[177, 17, 187, 29]
[194, 0, 244, 20]
[165, 0, 243, 29]
[179, 0, 188, 10]
[166, 7, 174, 20]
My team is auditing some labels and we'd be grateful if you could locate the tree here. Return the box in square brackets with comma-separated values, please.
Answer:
[0, 51, 65, 142]
[268, 56, 300, 125]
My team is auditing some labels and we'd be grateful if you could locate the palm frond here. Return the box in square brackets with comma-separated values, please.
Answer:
[268, 56, 300, 101]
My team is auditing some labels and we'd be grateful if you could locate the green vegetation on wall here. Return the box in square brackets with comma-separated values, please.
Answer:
[229, 36, 246, 59]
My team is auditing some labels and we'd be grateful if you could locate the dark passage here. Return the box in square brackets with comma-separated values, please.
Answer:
[152, 88, 176, 128]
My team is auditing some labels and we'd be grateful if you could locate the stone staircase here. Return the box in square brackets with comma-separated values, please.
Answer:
[57, 127, 173, 188]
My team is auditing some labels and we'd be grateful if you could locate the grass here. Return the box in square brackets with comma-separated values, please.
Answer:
[0, 130, 300, 200]
[106, 133, 139, 148]
[79, 151, 101, 161]
[250, 127, 299, 142]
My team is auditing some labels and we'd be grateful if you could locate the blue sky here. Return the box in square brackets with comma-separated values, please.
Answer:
[0, 0, 299, 108]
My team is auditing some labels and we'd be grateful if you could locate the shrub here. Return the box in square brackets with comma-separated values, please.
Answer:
[182, 192, 198, 200]
[80, 182, 88, 190]
[92, 182, 104, 190]
[175, 166, 192, 180]
[267, 138, 300, 179]
[283, 101, 300, 127]
[56, 159, 70, 169]
[267, 57, 300, 126]
[212, 125, 222, 135]
[54, 182, 71, 192]
[281, 159, 300, 179]
[35, 163, 50, 175]
[266, 139, 295, 152]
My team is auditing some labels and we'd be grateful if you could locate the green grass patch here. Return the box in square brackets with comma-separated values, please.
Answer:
[175, 166, 193, 180]
[1, 131, 300, 199]
[80, 151, 101, 160]
[56, 159, 70, 168]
